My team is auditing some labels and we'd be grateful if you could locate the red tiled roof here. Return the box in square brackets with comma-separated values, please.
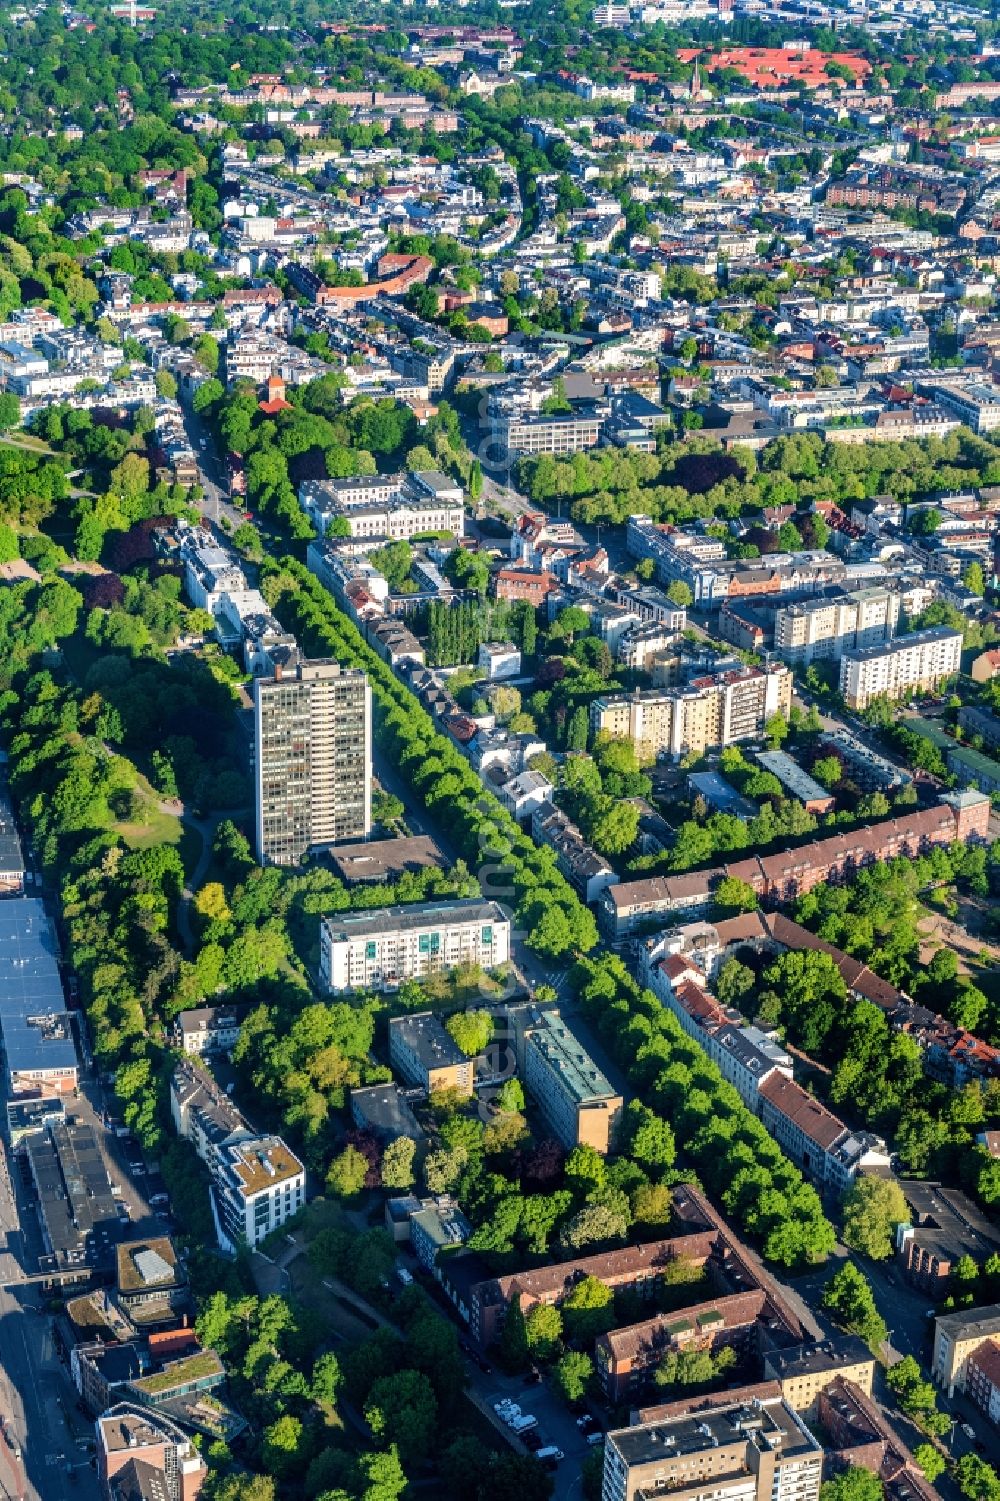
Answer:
[670, 978, 727, 1028]
[600, 1290, 768, 1364]
[680, 44, 869, 90]
[661, 953, 705, 982]
[758, 1073, 846, 1150]
[764, 913, 904, 1010]
[445, 714, 478, 744]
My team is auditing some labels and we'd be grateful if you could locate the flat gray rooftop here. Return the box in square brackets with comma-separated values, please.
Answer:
[324, 898, 506, 942]
[0, 897, 75, 1075]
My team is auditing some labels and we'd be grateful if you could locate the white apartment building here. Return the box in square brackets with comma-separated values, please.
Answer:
[839, 626, 962, 709]
[758, 1073, 891, 1197]
[224, 339, 278, 383]
[299, 470, 465, 542]
[478, 641, 521, 680]
[173, 1004, 245, 1056]
[12, 367, 102, 399]
[214, 1135, 305, 1249]
[593, 2, 631, 22]
[641, 939, 794, 1108]
[0, 340, 47, 382]
[617, 621, 682, 671]
[320, 899, 511, 994]
[494, 410, 604, 459]
[306, 474, 401, 509]
[930, 379, 1000, 434]
[774, 588, 900, 665]
[181, 539, 247, 613]
[97, 1404, 208, 1501]
[499, 768, 554, 822]
[531, 804, 618, 904]
[602, 1392, 823, 1501]
[170, 1058, 305, 1251]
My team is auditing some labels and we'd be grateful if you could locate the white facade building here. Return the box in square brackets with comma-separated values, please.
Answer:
[839, 626, 962, 709]
[170, 1059, 305, 1251]
[774, 588, 901, 665]
[320, 899, 511, 994]
[300, 470, 465, 542]
[478, 641, 521, 680]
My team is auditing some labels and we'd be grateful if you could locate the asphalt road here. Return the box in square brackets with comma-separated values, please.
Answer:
[0, 939, 169, 1501]
[788, 1244, 929, 1365]
[0, 839, 97, 1501]
[787, 1241, 1000, 1474]
[463, 1362, 594, 1501]
[181, 403, 246, 532]
[0, 1131, 89, 1501]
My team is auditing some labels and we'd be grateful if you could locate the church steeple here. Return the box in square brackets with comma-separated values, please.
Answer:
[691, 56, 701, 98]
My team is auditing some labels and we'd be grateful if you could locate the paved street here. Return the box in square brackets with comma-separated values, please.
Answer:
[0, 888, 166, 1501]
[0, 1133, 86, 1501]
[0, 838, 98, 1501]
[463, 1363, 594, 1501]
[787, 1243, 1000, 1473]
[181, 404, 246, 532]
[0, 1066, 173, 1501]
[787, 1243, 930, 1364]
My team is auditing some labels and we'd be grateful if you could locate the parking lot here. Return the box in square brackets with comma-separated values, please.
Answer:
[491, 1391, 603, 1468]
[461, 1356, 600, 1500]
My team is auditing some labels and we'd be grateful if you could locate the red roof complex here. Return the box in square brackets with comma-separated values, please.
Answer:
[679, 45, 871, 90]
